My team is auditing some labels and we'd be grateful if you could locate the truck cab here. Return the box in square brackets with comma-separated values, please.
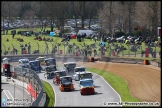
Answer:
[73, 66, 86, 81]
[59, 76, 74, 91]
[18, 59, 29, 68]
[63, 62, 76, 75]
[79, 79, 95, 95]
[29, 60, 41, 73]
[36, 57, 46, 66]
[79, 72, 93, 80]
[44, 58, 56, 66]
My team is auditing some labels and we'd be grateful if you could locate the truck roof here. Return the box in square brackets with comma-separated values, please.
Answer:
[80, 78, 93, 82]
[44, 58, 55, 60]
[64, 62, 76, 64]
[19, 59, 29, 61]
[60, 76, 72, 79]
[75, 66, 85, 68]
[79, 72, 92, 75]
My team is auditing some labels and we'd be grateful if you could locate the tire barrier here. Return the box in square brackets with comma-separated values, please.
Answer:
[88, 57, 94, 62]
[143, 60, 150, 65]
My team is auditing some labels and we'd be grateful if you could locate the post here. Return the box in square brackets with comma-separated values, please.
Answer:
[11, 44, 14, 55]
[154, 46, 156, 58]
[23, 73, 24, 106]
[14, 81, 15, 107]
[109, 45, 111, 56]
[3, 44, 6, 54]
[141, 45, 142, 57]
[127, 44, 130, 57]
[50, 42, 53, 54]
[37, 43, 39, 54]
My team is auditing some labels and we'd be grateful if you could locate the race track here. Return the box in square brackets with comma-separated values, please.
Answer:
[1, 82, 33, 107]
[39, 71, 121, 107]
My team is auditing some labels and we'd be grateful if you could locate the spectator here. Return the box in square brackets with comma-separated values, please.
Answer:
[6, 38, 9, 42]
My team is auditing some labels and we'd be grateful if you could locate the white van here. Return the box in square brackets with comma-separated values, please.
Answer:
[78, 30, 95, 36]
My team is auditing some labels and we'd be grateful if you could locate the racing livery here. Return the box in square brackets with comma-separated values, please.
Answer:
[36, 56, 46, 66]
[18, 59, 29, 68]
[79, 79, 95, 95]
[73, 66, 86, 81]
[53, 70, 66, 85]
[44, 65, 57, 79]
[59, 76, 74, 91]
[29, 60, 41, 73]
[63, 62, 76, 75]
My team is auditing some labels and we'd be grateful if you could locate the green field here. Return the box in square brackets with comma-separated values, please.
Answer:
[1, 34, 160, 57]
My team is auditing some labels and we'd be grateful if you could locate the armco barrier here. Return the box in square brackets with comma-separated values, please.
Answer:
[12, 66, 45, 107]
[27, 83, 37, 100]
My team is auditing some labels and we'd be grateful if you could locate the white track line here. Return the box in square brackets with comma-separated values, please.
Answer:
[4, 90, 16, 106]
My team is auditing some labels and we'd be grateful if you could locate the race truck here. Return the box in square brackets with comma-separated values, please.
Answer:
[79, 79, 95, 95]
[29, 60, 41, 73]
[44, 65, 57, 79]
[73, 66, 86, 81]
[78, 72, 93, 81]
[53, 70, 67, 85]
[63, 62, 76, 75]
[36, 56, 46, 66]
[18, 59, 30, 68]
[44, 58, 56, 66]
[38, 57, 56, 71]
[59, 76, 74, 91]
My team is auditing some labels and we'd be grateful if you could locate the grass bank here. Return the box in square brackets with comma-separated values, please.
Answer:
[42, 80, 55, 107]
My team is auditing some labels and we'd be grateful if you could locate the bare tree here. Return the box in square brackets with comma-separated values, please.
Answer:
[98, 1, 118, 37]
[135, 1, 161, 39]
[1, 1, 18, 34]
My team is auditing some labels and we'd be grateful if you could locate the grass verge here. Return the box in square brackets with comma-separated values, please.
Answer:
[42, 80, 55, 107]
[86, 67, 142, 103]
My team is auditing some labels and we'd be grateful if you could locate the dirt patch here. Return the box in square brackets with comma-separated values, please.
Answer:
[7, 62, 161, 103]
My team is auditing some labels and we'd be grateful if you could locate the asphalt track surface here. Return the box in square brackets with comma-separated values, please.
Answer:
[1, 81, 34, 107]
[39, 68, 121, 107]
[4, 62, 121, 107]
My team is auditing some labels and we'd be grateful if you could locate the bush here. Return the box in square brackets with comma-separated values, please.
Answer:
[115, 31, 125, 38]
[86, 36, 91, 39]
[132, 30, 142, 36]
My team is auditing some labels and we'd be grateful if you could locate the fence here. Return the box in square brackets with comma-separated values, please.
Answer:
[12, 66, 44, 107]
[2, 40, 161, 58]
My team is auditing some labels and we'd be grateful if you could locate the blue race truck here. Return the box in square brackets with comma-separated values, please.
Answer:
[29, 60, 41, 73]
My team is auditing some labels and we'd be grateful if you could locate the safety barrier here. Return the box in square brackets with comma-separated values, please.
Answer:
[12, 66, 45, 107]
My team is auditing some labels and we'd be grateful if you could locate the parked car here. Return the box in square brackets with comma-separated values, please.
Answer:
[129, 37, 138, 43]
[116, 36, 126, 43]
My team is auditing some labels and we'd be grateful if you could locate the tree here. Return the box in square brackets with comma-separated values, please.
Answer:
[98, 1, 118, 37]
